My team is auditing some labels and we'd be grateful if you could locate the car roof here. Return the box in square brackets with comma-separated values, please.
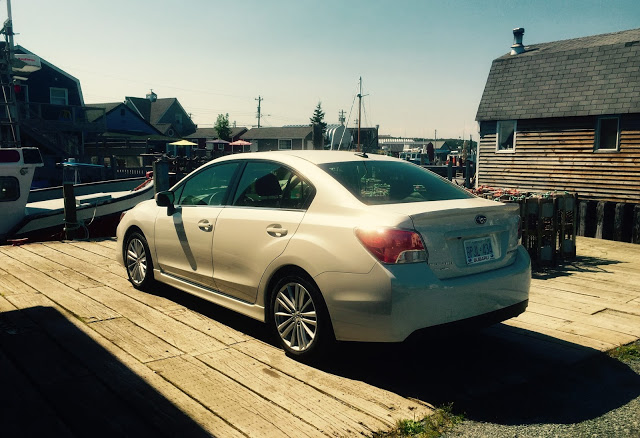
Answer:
[214, 150, 399, 166]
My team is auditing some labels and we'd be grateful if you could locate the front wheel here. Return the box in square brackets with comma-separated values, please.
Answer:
[125, 231, 154, 290]
[270, 274, 333, 361]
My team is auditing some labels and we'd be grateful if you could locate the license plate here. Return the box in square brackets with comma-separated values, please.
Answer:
[464, 237, 495, 265]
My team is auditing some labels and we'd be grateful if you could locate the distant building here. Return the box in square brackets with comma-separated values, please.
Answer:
[125, 91, 197, 138]
[241, 127, 316, 152]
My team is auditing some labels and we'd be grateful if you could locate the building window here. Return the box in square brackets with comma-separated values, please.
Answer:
[496, 120, 516, 152]
[278, 139, 292, 150]
[595, 116, 620, 151]
[49, 87, 68, 106]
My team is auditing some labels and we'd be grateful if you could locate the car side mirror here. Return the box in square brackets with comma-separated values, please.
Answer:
[155, 191, 175, 215]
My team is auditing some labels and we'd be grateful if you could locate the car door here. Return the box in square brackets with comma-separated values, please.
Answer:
[154, 161, 240, 288]
[212, 160, 314, 303]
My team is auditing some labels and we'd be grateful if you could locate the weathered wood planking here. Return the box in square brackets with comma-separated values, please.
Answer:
[1, 235, 638, 436]
[477, 116, 640, 203]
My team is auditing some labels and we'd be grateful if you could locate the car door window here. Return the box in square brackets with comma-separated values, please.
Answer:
[175, 162, 239, 206]
[232, 162, 313, 209]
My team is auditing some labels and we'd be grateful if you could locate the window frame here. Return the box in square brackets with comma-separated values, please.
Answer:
[594, 116, 620, 152]
[49, 87, 68, 106]
[278, 139, 293, 150]
[496, 120, 517, 153]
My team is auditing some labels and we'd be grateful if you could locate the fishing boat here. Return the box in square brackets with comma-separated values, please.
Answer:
[1, 147, 154, 243]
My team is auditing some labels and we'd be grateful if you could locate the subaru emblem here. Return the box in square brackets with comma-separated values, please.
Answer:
[475, 215, 487, 225]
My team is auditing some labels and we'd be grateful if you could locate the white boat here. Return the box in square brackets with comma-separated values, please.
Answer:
[1, 148, 154, 243]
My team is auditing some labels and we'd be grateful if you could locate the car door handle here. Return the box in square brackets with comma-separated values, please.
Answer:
[266, 224, 288, 237]
[198, 219, 213, 232]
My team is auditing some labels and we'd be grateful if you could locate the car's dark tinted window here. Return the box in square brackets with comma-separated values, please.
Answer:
[319, 160, 473, 205]
[233, 161, 313, 209]
[175, 162, 239, 206]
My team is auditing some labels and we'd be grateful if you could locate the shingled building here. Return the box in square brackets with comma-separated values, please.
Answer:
[475, 27, 640, 204]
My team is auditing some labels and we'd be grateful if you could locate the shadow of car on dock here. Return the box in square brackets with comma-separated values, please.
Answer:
[150, 281, 640, 427]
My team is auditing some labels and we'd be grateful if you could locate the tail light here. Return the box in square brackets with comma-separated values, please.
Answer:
[355, 227, 428, 264]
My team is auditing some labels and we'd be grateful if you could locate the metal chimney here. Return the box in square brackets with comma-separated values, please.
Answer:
[146, 89, 157, 102]
[511, 28, 525, 55]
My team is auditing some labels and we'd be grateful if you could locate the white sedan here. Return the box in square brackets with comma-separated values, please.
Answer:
[117, 151, 530, 360]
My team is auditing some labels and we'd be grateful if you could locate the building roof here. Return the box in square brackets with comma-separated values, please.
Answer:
[186, 127, 248, 139]
[241, 126, 313, 140]
[125, 97, 176, 124]
[476, 28, 640, 121]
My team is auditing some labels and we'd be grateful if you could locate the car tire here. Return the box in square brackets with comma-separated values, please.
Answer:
[124, 231, 154, 291]
[270, 274, 334, 361]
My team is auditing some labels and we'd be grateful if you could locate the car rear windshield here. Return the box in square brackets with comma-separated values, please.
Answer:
[318, 160, 474, 205]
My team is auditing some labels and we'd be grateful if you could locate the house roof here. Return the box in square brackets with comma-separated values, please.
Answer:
[125, 97, 177, 124]
[476, 28, 640, 121]
[241, 127, 313, 140]
[186, 127, 248, 139]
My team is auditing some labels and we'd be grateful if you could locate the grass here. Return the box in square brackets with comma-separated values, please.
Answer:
[608, 341, 640, 362]
[372, 403, 464, 438]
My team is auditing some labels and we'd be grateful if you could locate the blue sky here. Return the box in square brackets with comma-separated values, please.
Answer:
[9, 0, 640, 139]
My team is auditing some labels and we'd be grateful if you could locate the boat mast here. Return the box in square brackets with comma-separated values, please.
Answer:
[357, 77, 362, 152]
[1, 0, 20, 147]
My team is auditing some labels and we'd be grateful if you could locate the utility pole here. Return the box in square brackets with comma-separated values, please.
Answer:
[338, 109, 345, 126]
[255, 95, 263, 128]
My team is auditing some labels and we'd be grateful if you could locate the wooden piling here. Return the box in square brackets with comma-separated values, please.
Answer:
[633, 205, 640, 244]
[578, 201, 588, 237]
[63, 183, 77, 240]
[153, 156, 170, 194]
[595, 201, 605, 239]
[613, 203, 625, 242]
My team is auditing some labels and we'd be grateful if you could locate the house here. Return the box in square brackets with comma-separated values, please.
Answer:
[4, 45, 106, 185]
[125, 90, 197, 138]
[83, 102, 169, 168]
[475, 27, 640, 204]
[240, 126, 318, 152]
[186, 126, 249, 157]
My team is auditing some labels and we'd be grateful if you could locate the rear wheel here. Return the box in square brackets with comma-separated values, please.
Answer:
[125, 232, 154, 290]
[270, 274, 333, 361]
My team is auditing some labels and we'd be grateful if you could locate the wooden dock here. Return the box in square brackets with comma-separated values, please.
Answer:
[1, 236, 638, 437]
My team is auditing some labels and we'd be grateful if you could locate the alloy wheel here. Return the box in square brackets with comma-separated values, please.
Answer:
[273, 282, 318, 352]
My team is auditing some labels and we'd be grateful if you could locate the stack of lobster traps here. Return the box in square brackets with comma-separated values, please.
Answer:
[471, 186, 577, 268]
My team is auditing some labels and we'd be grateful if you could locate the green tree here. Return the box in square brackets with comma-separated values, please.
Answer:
[309, 102, 327, 136]
[215, 113, 232, 141]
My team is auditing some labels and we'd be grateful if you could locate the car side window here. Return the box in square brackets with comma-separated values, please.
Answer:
[232, 162, 313, 209]
[175, 162, 239, 206]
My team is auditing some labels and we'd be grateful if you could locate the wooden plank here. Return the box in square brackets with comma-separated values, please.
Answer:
[528, 287, 607, 314]
[231, 340, 430, 424]
[42, 241, 123, 274]
[78, 286, 227, 355]
[89, 317, 183, 363]
[0, 250, 121, 323]
[5, 292, 241, 437]
[0, 245, 68, 273]
[148, 354, 323, 438]
[505, 318, 617, 351]
[0, 270, 39, 296]
[22, 242, 251, 346]
[532, 284, 640, 312]
[197, 348, 390, 435]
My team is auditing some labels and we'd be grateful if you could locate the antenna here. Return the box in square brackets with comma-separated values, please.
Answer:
[356, 77, 368, 152]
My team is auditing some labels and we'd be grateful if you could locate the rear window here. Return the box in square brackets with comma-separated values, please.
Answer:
[318, 160, 473, 205]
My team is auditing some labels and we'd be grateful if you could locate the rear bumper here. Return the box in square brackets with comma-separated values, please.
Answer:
[315, 245, 531, 342]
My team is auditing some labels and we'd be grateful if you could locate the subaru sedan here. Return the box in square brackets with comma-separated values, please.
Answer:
[116, 151, 530, 360]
